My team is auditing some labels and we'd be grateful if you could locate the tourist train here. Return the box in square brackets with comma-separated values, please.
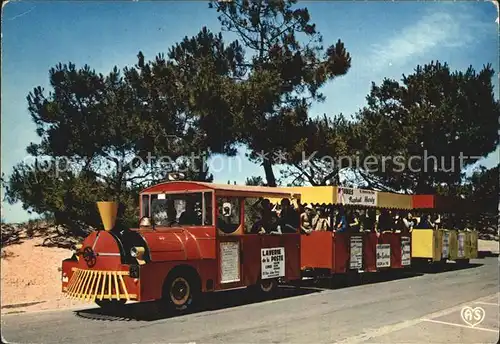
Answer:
[61, 181, 479, 312]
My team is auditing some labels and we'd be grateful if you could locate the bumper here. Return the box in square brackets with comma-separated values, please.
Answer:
[62, 267, 139, 302]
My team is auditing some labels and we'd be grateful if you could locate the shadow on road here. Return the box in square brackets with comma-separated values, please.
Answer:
[74, 285, 320, 322]
[411, 261, 483, 274]
[72, 260, 486, 322]
[296, 269, 424, 291]
[73, 269, 424, 322]
[478, 250, 499, 258]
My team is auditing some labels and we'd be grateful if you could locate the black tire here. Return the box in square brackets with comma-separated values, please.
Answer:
[161, 273, 199, 313]
[248, 278, 278, 300]
[259, 278, 278, 294]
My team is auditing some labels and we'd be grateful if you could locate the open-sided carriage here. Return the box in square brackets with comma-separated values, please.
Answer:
[411, 194, 477, 265]
[267, 186, 413, 278]
[61, 182, 303, 312]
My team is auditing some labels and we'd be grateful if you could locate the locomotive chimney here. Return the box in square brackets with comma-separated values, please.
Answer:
[96, 201, 118, 231]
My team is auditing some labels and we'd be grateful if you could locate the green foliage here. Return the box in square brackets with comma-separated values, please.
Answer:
[455, 166, 499, 233]
[210, 0, 351, 186]
[352, 61, 499, 193]
[245, 176, 265, 186]
[279, 113, 357, 186]
[4, 27, 243, 233]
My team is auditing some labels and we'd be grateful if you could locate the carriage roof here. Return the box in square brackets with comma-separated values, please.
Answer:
[140, 181, 301, 199]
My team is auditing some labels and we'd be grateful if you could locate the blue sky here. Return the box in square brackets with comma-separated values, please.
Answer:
[1, 0, 499, 223]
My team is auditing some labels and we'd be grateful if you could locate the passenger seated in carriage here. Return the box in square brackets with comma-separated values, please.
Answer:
[415, 214, 433, 229]
[300, 204, 314, 234]
[377, 209, 393, 233]
[402, 212, 416, 231]
[335, 206, 348, 232]
[313, 206, 330, 231]
[251, 199, 279, 234]
[363, 209, 377, 232]
[393, 211, 409, 233]
[179, 201, 202, 226]
[347, 210, 361, 232]
[276, 198, 300, 233]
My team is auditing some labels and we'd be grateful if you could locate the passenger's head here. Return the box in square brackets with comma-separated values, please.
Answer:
[139, 216, 151, 227]
[261, 199, 271, 210]
[222, 202, 232, 217]
[304, 204, 313, 214]
[280, 198, 291, 210]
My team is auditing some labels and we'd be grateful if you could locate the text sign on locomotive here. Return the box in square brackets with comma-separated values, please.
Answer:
[376, 244, 391, 268]
[220, 241, 240, 283]
[261, 247, 285, 279]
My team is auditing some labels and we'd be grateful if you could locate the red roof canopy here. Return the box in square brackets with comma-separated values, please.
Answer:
[412, 194, 476, 213]
[140, 181, 301, 199]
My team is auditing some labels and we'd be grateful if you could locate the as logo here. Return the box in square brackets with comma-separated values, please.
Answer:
[460, 306, 485, 327]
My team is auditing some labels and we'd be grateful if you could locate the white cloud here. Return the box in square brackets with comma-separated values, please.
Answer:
[368, 7, 490, 72]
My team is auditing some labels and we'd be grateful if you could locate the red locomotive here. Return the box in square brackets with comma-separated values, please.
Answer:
[61, 181, 302, 312]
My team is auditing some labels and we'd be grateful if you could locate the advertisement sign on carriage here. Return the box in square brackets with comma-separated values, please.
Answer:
[337, 187, 378, 207]
[261, 247, 285, 279]
[376, 244, 391, 268]
[349, 236, 363, 269]
[458, 233, 466, 258]
[401, 236, 411, 266]
[442, 231, 450, 259]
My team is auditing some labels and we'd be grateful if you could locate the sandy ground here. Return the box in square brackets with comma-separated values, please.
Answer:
[1, 236, 498, 315]
[1, 237, 87, 314]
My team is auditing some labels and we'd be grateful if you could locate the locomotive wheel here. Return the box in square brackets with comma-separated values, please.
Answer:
[161, 273, 199, 313]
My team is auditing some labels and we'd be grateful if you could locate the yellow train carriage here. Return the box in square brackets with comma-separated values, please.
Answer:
[411, 194, 477, 265]
[411, 195, 459, 264]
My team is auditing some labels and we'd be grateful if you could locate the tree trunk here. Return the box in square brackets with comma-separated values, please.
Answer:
[263, 158, 277, 187]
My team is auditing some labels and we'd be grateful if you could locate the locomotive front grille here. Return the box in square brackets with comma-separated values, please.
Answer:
[64, 268, 137, 301]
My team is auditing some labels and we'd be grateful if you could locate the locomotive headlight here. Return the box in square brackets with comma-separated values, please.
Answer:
[130, 246, 145, 259]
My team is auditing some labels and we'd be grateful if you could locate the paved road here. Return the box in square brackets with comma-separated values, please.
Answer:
[2, 257, 499, 344]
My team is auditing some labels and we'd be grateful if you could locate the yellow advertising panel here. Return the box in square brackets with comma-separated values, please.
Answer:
[288, 186, 337, 205]
[378, 192, 412, 210]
